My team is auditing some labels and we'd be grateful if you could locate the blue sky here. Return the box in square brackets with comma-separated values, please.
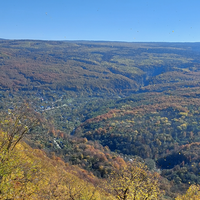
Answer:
[0, 0, 200, 42]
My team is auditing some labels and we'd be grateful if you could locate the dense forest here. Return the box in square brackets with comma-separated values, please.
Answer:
[1, 39, 200, 199]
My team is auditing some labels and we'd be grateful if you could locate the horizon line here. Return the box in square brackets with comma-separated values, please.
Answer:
[0, 38, 200, 43]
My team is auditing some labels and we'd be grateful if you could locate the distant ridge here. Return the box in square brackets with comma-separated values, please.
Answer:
[0, 40, 200, 94]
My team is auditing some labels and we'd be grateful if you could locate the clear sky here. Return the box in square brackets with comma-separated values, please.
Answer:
[1, 0, 200, 42]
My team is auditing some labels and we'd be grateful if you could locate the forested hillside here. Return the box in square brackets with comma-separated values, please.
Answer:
[1, 39, 200, 199]
[1, 40, 200, 94]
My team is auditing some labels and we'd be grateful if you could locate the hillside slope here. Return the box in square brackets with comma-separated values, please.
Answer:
[1, 40, 200, 94]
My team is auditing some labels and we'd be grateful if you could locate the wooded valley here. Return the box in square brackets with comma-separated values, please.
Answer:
[1, 39, 200, 199]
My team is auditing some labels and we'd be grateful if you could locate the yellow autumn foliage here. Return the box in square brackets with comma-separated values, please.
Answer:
[175, 184, 200, 200]
[107, 161, 163, 200]
[0, 132, 112, 200]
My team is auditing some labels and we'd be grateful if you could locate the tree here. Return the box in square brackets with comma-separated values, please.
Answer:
[0, 103, 44, 199]
[107, 161, 162, 200]
[0, 103, 42, 152]
[175, 184, 200, 200]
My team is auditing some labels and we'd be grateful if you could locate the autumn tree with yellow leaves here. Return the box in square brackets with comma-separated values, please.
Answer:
[0, 103, 42, 152]
[175, 184, 200, 200]
[106, 161, 163, 200]
[0, 104, 45, 199]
